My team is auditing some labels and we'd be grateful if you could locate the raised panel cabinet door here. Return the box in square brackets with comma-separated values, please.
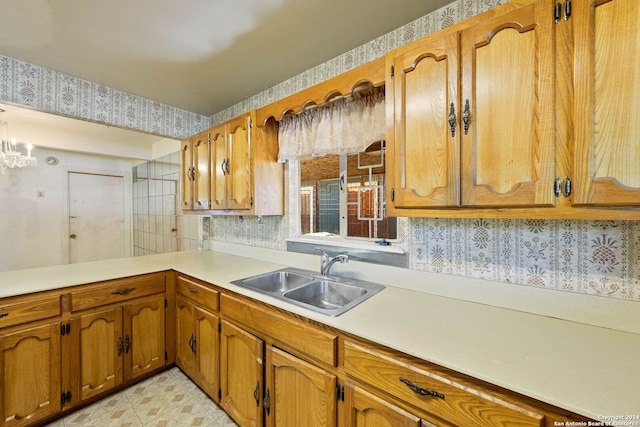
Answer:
[220, 320, 263, 427]
[573, 0, 640, 205]
[227, 115, 252, 210]
[0, 322, 61, 427]
[265, 346, 336, 427]
[175, 296, 197, 377]
[460, 0, 556, 207]
[193, 132, 210, 210]
[389, 31, 460, 209]
[181, 139, 194, 210]
[210, 125, 228, 210]
[78, 307, 123, 401]
[124, 295, 166, 381]
[345, 383, 422, 427]
[194, 306, 220, 401]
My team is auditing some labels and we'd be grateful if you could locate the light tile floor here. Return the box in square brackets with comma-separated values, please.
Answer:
[45, 367, 237, 427]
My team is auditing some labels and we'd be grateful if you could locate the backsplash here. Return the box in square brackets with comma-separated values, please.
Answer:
[207, 0, 640, 303]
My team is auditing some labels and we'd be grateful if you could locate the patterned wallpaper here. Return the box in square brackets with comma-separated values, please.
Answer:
[1, 0, 639, 302]
[209, 0, 640, 302]
[0, 56, 209, 140]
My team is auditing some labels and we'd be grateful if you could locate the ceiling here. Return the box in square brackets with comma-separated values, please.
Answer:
[0, 0, 452, 117]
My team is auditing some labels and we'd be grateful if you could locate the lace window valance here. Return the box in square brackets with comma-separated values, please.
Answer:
[277, 87, 385, 161]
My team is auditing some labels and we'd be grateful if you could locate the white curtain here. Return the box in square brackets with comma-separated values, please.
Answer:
[278, 87, 385, 161]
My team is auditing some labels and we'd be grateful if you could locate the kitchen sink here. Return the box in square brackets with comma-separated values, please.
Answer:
[231, 268, 384, 316]
[236, 270, 314, 293]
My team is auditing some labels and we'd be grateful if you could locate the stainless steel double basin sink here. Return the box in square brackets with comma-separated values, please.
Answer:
[231, 267, 385, 317]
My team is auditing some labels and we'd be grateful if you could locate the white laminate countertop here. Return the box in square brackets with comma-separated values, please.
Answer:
[1, 248, 638, 420]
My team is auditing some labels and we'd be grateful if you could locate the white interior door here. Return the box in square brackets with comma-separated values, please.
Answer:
[69, 172, 125, 263]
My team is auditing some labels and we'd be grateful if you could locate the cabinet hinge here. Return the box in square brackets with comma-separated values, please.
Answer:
[60, 322, 70, 336]
[249, 196, 254, 207]
[60, 391, 71, 405]
[390, 65, 395, 79]
[555, 0, 571, 23]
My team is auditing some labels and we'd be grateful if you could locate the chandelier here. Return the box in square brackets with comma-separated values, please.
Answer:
[0, 121, 37, 174]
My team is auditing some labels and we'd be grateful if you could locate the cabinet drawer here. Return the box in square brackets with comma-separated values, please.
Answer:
[0, 293, 61, 329]
[221, 293, 338, 367]
[176, 275, 219, 311]
[344, 340, 544, 427]
[71, 273, 166, 312]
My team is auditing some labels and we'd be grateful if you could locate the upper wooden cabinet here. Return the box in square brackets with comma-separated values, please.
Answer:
[460, 0, 556, 208]
[572, 0, 640, 206]
[386, 0, 640, 219]
[181, 129, 210, 211]
[181, 110, 284, 216]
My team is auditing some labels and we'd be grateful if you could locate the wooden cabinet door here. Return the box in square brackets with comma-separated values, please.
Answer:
[388, 31, 460, 209]
[210, 125, 228, 210]
[78, 307, 123, 401]
[344, 383, 422, 427]
[227, 115, 252, 210]
[460, 0, 556, 207]
[573, 0, 640, 206]
[0, 322, 61, 427]
[124, 295, 165, 381]
[194, 305, 219, 401]
[192, 131, 210, 210]
[220, 319, 263, 427]
[181, 139, 195, 210]
[175, 296, 197, 377]
[265, 346, 336, 427]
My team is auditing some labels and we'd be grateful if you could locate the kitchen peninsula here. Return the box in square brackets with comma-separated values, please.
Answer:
[1, 243, 638, 426]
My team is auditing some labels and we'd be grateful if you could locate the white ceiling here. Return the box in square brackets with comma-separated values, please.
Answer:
[0, 0, 452, 117]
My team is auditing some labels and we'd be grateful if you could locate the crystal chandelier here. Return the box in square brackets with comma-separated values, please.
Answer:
[0, 121, 37, 174]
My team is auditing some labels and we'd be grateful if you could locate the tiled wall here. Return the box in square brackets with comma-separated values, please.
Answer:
[132, 153, 205, 255]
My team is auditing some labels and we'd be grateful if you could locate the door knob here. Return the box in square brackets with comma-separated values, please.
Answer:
[70, 234, 77, 239]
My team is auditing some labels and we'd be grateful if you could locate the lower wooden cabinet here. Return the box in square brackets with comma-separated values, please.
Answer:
[344, 382, 428, 427]
[220, 319, 264, 427]
[175, 295, 220, 399]
[0, 321, 61, 427]
[265, 345, 337, 427]
[65, 294, 166, 404]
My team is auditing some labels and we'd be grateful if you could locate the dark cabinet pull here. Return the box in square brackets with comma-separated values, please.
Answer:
[462, 99, 471, 135]
[448, 103, 457, 137]
[254, 382, 260, 407]
[125, 335, 130, 354]
[399, 377, 445, 399]
[117, 337, 123, 356]
[554, 177, 562, 197]
[0, 312, 9, 318]
[563, 177, 572, 197]
[111, 287, 136, 295]
[188, 287, 199, 294]
[264, 388, 270, 415]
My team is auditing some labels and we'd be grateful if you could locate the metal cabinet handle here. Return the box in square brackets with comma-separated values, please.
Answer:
[563, 176, 572, 197]
[448, 103, 457, 137]
[125, 334, 130, 354]
[221, 159, 227, 175]
[117, 337, 123, 356]
[111, 287, 136, 295]
[254, 382, 260, 407]
[264, 388, 270, 415]
[0, 312, 9, 319]
[188, 287, 199, 294]
[462, 99, 471, 135]
[554, 177, 562, 197]
[399, 377, 445, 399]
[225, 158, 231, 175]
